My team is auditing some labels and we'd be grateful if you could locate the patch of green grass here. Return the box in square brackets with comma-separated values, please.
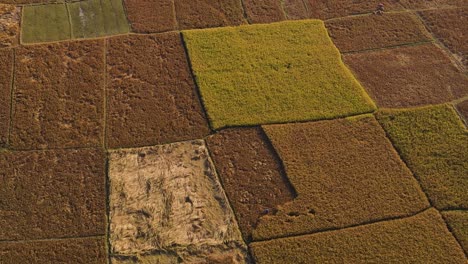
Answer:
[376, 104, 468, 210]
[183, 20, 376, 129]
[68, 0, 129, 39]
[21, 4, 71, 44]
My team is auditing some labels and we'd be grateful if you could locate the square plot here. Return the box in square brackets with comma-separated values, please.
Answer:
[175, 0, 245, 29]
[109, 140, 247, 261]
[243, 0, 286, 24]
[124, 0, 176, 33]
[0, 149, 106, 240]
[344, 44, 468, 108]
[0, 4, 20, 48]
[206, 127, 295, 241]
[253, 116, 429, 240]
[183, 20, 376, 129]
[68, 0, 130, 39]
[106, 33, 210, 149]
[21, 3, 71, 44]
[419, 8, 468, 67]
[0, 49, 13, 147]
[376, 105, 468, 210]
[11, 40, 105, 149]
[0, 237, 107, 263]
[250, 209, 466, 263]
[326, 12, 431, 53]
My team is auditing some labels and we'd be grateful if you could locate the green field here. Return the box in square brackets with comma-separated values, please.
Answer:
[183, 20, 376, 129]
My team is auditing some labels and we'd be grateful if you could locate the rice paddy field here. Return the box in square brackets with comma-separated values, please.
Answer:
[0, 0, 466, 263]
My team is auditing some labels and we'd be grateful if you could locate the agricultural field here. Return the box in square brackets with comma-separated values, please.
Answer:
[0, 0, 467, 263]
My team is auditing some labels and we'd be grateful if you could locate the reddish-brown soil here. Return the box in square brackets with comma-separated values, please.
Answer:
[0, 49, 12, 147]
[0, 149, 106, 240]
[106, 33, 210, 149]
[456, 99, 468, 126]
[399, 0, 467, 9]
[0, 237, 107, 263]
[326, 12, 431, 52]
[419, 8, 468, 67]
[343, 44, 468, 108]
[0, 4, 20, 48]
[11, 40, 105, 150]
[124, 0, 176, 33]
[205, 127, 295, 241]
[284, 0, 403, 20]
[174, 0, 245, 29]
[252, 116, 429, 240]
[243, 0, 286, 24]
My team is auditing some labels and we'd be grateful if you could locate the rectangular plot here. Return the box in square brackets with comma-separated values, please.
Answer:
[0, 49, 13, 147]
[68, 0, 130, 39]
[21, 3, 71, 44]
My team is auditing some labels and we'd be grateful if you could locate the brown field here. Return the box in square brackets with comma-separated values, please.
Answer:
[123, 0, 176, 33]
[282, 0, 309, 20]
[250, 209, 466, 263]
[0, 237, 107, 263]
[456, 99, 468, 125]
[326, 12, 431, 52]
[0, 49, 12, 147]
[243, 0, 286, 23]
[399, 0, 467, 9]
[0, 4, 19, 48]
[442, 210, 468, 252]
[106, 33, 210, 149]
[252, 116, 428, 240]
[10, 40, 105, 149]
[344, 44, 468, 108]
[206, 127, 295, 241]
[0, 149, 105, 240]
[174, 0, 245, 29]
[419, 8, 468, 66]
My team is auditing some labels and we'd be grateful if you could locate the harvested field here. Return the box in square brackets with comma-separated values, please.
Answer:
[0, 49, 12, 147]
[0, 237, 107, 263]
[326, 12, 431, 52]
[344, 44, 468, 108]
[419, 8, 468, 66]
[109, 140, 247, 262]
[442, 210, 468, 253]
[243, 0, 286, 24]
[106, 33, 210, 149]
[0, 4, 19, 48]
[21, 3, 70, 44]
[456, 99, 468, 125]
[68, 0, 129, 39]
[376, 105, 468, 209]
[399, 0, 467, 9]
[284, 0, 403, 20]
[183, 20, 375, 129]
[123, 0, 176, 33]
[250, 209, 466, 263]
[175, 0, 245, 30]
[206, 127, 295, 241]
[11, 40, 105, 149]
[0, 149, 106, 240]
[251, 116, 428, 240]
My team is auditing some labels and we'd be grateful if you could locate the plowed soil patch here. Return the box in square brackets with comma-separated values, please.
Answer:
[344, 44, 468, 108]
[251, 116, 428, 241]
[376, 105, 468, 210]
[0, 149, 105, 240]
[243, 0, 286, 23]
[0, 237, 107, 263]
[183, 20, 375, 129]
[0, 48, 12, 147]
[175, 0, 245, 30]
[11, 40, 105, 149]
[106, 33, 209, 149]
[206, 127, 295, 241]
[419, 8, 468, 66]
[326, 12, 431, 52]
[250, 209, 466, 263]
[124, 0, 176, 33]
